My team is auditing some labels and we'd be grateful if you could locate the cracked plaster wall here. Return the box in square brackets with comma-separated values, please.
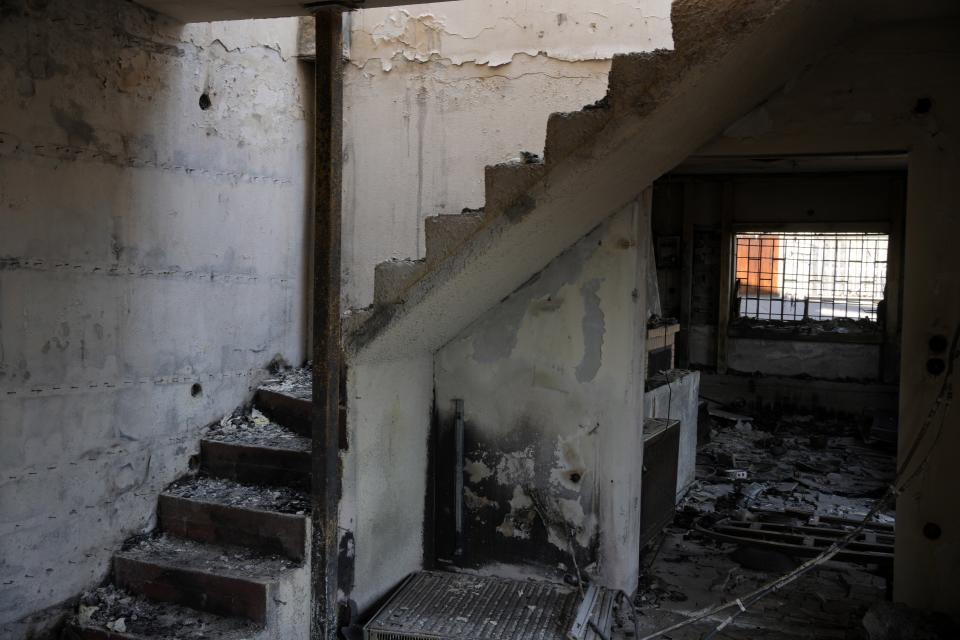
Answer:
[0, 1, 311, 633]
[341, 0, 673, 309]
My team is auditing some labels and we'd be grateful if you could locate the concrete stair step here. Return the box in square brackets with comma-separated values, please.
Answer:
[65, 585, 261, 640]
[424, 211, 485, 268]
[201, 424, 310, 490]
[483, 161, 547, 219]
[253, 389, 311, 437]
[159, 476, 309, 562]
[373, 259, 427, 305]
[114, 536, 298, 623]
[544, 107, 612, 165]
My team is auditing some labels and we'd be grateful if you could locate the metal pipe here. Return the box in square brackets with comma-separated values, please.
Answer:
[311, 8, 344, 640]
[453, 398, 465, 557]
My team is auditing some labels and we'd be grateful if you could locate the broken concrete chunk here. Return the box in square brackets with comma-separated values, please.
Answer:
[106, 617, 126, 633]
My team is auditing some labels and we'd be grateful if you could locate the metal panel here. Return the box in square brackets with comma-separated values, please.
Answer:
[639, 419, 680, 550]
[364, 572, 612, 640]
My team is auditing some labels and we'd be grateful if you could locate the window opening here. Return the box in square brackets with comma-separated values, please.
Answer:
[734, 231, 888, 322]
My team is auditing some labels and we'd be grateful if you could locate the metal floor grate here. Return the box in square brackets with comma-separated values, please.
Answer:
[364, 571, 612, 640]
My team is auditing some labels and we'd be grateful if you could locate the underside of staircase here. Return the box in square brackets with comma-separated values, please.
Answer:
[348, 0, 861, 363]
[65, 372, 313, 639]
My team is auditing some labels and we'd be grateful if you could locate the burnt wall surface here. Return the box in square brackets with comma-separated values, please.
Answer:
[0, 1, 312, 633]
[433, 201, 647, 593]
[652, 172, 905, 381]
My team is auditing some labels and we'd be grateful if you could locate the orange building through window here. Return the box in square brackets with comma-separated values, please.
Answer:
[735, 234, 781, 296]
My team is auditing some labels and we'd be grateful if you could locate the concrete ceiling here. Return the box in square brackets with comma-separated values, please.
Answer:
[136, 0, 452, 22]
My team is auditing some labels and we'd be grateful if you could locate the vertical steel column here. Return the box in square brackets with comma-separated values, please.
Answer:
[311, 8, 344, 640]
[453, 399, 465, 557]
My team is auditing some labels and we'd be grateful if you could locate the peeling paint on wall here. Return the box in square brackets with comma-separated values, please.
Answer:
[341, 0, 673, 309]
[350, 1, 674, 70]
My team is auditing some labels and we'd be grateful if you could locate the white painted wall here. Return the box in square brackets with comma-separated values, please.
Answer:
[433, 199, 648, 593]
[341, 0, 673, 309]
[342, 355, 434, 611]
[0, 1, 312, 632]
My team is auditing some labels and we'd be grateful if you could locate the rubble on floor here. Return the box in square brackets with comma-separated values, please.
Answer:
[204, 408, 310, 451]
[259, 365, 312, 401]
[70, 585, 261, 639]
[166, 475, 309, 515]
[119, 534, 298, 579]
[620, 408, 899, 640]
[730, 316, 882, 339]
[687, 409, 894, 522]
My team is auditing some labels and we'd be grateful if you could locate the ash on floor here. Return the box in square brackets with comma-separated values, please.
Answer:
[259, 365, 312, 401]
[618, 409, 898, 640]
[204, 408, 310, 451]
[166, 475, 309, 515]
[72, 584, 262, 638]
[121, 534, 298, 579]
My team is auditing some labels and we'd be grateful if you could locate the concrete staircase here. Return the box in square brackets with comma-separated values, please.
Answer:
[65, 377, 312, 639]
[347, 0, 857, 362]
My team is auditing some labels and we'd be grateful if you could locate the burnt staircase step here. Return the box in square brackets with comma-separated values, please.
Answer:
[66, 585, 261, 639]
[202, 417, 310, 489]
[159, 476, 309, 562]
[114, 536, 297, 623]
[254, 368, 312, 436]
[253, 389, 311, 437]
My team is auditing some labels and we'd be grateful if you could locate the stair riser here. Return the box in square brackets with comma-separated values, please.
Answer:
[544, 110, 611, 164]
[201, 440, 310, 489]
[158, 496, 307, 562]
[484, 163, 547, 219]
[424, 214, 484, 267]
[253, 389, 311, 437]
[373, 260, 427, 305]
[114, 557, 270, 623]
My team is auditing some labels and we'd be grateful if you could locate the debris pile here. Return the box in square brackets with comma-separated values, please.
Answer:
[730, 316, 882, 339]
[684, 409, 894, 523]
[204, 408, 309, 451]
[166, 475, 309, 515]
[625, 408, 899, 640]
[259, 365, 312, 400]
[121, 534, 298, 577]
[73, 584, 260, 638]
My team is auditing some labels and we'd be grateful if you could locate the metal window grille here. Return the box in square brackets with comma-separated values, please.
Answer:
[734, 231, 889, 322]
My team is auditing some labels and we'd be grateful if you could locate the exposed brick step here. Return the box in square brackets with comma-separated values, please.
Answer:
[200, 431, 311, 490]
[253, 388, 311, 437]
[252, 367, 347, 446]
[159, 476, 309, 561]
[253, 368, 313, 436]
[65, 585, 261, 640]
[113, 536, 298, 624]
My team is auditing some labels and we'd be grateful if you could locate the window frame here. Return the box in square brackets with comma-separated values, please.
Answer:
[725, 221, 892, 345]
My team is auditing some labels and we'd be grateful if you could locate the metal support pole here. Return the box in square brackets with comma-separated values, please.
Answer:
[453, 399, 465, 557]
[311, 7, 344, 640]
